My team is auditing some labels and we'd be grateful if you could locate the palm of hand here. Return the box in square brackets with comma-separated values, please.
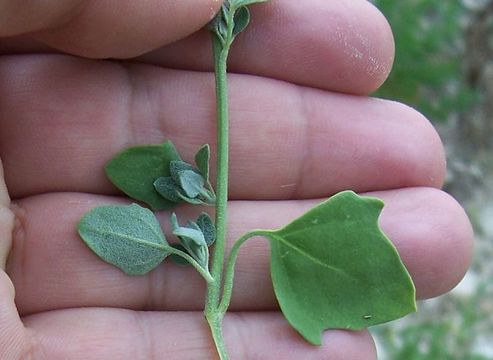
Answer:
[0, 1, 472, 359]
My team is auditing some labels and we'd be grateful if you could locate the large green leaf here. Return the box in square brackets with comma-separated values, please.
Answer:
[105, 141, 181, 210]
[265, 191, 416, 345]
[78, 204, 169, 275]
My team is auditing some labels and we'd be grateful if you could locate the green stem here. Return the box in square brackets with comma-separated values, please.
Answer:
[206, 36, 232, 314]
[218, 230, 268, 315]
[205, 33, 234, 360]
[204, 5, 246, 359]
[165, 246, 214, 284]
[208, 314, 229, 360]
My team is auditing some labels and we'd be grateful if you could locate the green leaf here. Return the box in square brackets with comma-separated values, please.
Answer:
[169, 243, 192, 266]
[208, 0, 267, 44]
[175, 192, 207, 205]
[77, 204, 169, 276]
[170, 213, 180, 231]
[169, 160, 198, 181]
[230, 0, 268, 8]
[197, 212, 216, 246]
[173, 225, 207, 247]
[232, 6, 250, 36]
[153, 177, 183, 203]
[176, 170, 205, 198]
[105, 141, 181, 210]
[264, 191, 416, 345]
[194, 144, 211, 183]
[171, 214, 209, 267]
[208, 7, 228, 43]
[168, 160, 208, 199]
[154, 159, 214, 205]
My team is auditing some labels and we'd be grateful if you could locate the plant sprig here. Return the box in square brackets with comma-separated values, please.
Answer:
[76, 1, 416, 359]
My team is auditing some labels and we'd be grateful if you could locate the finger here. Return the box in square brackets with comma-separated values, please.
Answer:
[0, 271, 28, 360]
[0, 55, 445, 200]
[8, 187, 472, 315]
[0, 0, 222, 58]
[0, 157, 15, 268]
[0, 160, 27, 358]
[24, 309, 376, 360]
[0, 158, 9, 206]
[0, 0, 393, 93]
[0, 1, 86, 37]
[140, 0, 395, 93]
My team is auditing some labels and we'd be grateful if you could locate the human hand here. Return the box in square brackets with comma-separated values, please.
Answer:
[0, 1, 473, 359]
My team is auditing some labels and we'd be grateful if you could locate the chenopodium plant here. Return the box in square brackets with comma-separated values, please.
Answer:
[77, 1, 416, 358]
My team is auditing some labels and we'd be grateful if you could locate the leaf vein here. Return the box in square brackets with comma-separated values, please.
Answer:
[269, 232, 354, 280]
[87, 227, 166, 251]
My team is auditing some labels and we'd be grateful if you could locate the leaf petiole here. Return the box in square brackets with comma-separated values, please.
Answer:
[218, 230, 269, 315]
[166, 245, 215, 284]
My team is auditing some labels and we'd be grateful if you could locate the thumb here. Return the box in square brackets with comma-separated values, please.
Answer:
[0, 157, 14, 269]
[0, 0, 223, 58]
[0, 158, 28, 359]
[0, 272, 27, 359]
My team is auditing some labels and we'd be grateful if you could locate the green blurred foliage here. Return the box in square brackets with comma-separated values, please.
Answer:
[374, 282, 493, 360]
[371, 2, 493, 359]
[372, 0, 476, 122]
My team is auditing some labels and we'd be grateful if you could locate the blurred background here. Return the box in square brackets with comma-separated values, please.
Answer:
[370, 0, 493, 359]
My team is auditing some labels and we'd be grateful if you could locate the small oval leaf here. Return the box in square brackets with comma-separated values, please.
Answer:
[233, 6, 251, 36]
[197, 212, 216, 246]
[231, 0, 268, 8]
[195, 144, 211, 182]
[176, 192, 206, 205]
[154, 177, 183, 203]
[78, 204, 169, 276]
[173, 226, 207, 247]
[169, 160, 198, 181]
[176, 170, 205, 198]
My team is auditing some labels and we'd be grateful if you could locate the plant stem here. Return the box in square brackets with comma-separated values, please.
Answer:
[207, 230, 268, 359]
[208, 313, 229, 360]
[205, 34, 233, 360]
[204, 5, 246, 358]
[165, 246, 214, 284]
[206, 36, 231, 312]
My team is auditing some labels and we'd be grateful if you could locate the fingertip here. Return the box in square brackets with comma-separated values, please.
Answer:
[239, 0, 396, 94]
[380, 188, 474, 299]
[394, 101, 447, 188]
[363, 99, 446, 190]
[423, 191, 474, 296]
[360, 1, 396, 93]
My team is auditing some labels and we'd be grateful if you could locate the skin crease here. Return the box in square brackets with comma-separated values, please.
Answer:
[0, 0, 473, 359]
